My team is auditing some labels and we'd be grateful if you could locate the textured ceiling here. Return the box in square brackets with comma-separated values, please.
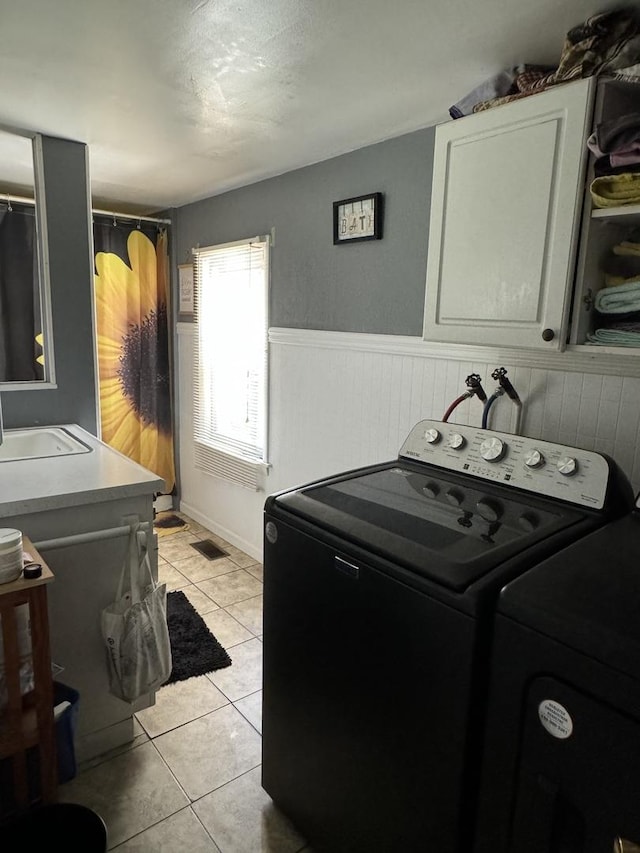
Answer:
[0, 0, 625, 213]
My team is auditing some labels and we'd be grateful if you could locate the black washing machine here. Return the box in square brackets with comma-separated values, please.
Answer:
[261, 419, 634, 853]
[475, 499, 640, 853]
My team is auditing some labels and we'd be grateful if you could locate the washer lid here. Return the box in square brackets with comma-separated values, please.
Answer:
[273, 462, 584, 591]
[498, 511, 640, 680]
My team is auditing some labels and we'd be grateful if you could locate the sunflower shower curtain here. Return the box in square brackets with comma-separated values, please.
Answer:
[93, 220, 175, 493]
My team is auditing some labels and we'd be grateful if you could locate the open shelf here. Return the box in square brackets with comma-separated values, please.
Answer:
[592, 203, 640, 223]
[0, 538, 57, 809]
[570, 77, 640, 352]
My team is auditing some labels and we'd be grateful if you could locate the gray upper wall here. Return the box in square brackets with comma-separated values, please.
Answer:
[175, 127, 435, 336]
[4, 136, 97, 432]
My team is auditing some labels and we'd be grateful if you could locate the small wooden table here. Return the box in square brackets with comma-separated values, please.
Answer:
[0, 535, 57, 810]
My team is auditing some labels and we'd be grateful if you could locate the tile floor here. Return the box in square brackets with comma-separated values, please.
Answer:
[58, 513, 311, 852]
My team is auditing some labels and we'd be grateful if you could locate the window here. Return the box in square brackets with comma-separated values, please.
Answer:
[192, 235, 269, 490]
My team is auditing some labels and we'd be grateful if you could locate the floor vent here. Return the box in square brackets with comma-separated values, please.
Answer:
[190, 539, 228, 561]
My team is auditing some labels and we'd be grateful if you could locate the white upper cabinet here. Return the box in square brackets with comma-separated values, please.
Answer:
[423, 78, 595, 350]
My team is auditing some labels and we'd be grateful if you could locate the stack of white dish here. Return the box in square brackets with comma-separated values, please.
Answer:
[0, 528, 23, 584]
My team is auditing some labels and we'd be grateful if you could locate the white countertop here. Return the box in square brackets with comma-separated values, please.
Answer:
[0, 424, 165, 518]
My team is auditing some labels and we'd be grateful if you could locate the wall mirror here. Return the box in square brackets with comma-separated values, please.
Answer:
[0, 126, 55, 388]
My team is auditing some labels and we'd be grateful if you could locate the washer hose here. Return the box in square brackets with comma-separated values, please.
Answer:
[482, 389, 504, 429]
[442, 374, 487, 423]
[442, 391, 473, 423]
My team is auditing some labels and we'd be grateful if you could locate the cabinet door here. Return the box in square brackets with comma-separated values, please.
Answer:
[424, 78, 594, 350]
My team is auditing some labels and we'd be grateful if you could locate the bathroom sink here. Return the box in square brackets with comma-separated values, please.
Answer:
[0, 427, 91, 462]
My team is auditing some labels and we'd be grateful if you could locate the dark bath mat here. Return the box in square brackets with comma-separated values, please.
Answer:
[154, 512, 189, 537]
[190, 539, 228, 560]
[164, 590, 232, 685]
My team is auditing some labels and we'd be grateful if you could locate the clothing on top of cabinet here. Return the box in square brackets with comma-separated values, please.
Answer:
[590, 171, 640, 206]
[448, 65, 553, 119]
[615, 63, 640, 83]
[470, 7, 640, 114]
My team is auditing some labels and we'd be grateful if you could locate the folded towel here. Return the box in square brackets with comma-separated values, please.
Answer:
[590, 172, 640, 207]
[604, 273, 640, 287]
[603, 243, 640, 286]
[595, 308, 640, 323]
[595, 159, 640, 177]
[606, 322, 640, 332]
[594, 280, 640, 313]
[587, 328, 640, 346]
[613, 240, 640, 256]
[589, 142, 640, 167]
[589, 112, 640, 154]
[587, 115, 640, 169]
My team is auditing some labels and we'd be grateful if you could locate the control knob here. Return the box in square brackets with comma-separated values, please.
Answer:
[422, 482, 440, 499]
[425, 428, 441, 444]
[448, 432, 465, 450]
[518, 512, 539, 533]
[446, 488, 464, 507]
[524, 448, 545, 469]
[476, 499, 502, 523]
[557, 456, 578, 476]
[479, 436, 506, 462]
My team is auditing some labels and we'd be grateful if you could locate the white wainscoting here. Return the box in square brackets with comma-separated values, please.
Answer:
[177, 325, 640, 560]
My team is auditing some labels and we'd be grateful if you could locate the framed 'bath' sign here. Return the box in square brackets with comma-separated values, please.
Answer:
[333, 192, 383, 244]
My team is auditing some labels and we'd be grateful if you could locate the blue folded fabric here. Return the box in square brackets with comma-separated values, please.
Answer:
[586, 328, 640, 346]
[594, 280, 640, 313]
[449, 69, 520, 119]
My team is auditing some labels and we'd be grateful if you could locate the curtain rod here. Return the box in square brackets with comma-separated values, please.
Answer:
[0, 192, 171, 225]
[92, 207, 171, 225]
[0, 192, 37, 206]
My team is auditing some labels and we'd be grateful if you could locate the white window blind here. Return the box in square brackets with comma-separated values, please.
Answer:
[192, 236, 269, 490]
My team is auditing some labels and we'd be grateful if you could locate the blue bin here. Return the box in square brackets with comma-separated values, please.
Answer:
[53, 680, 80, 783]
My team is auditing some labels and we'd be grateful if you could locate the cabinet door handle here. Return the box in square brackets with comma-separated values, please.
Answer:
[541, 328, 555, 342]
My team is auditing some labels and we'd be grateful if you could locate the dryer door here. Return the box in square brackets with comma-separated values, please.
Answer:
[509, 676, 640, 852]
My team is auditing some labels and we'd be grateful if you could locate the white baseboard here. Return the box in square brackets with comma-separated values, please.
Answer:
[179, 500, 262, 562]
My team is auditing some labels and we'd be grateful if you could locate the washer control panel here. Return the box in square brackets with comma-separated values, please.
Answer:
[398, 419, 610, 509]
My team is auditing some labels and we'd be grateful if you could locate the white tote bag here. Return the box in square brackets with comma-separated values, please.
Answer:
[101, 522, 172, 703]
